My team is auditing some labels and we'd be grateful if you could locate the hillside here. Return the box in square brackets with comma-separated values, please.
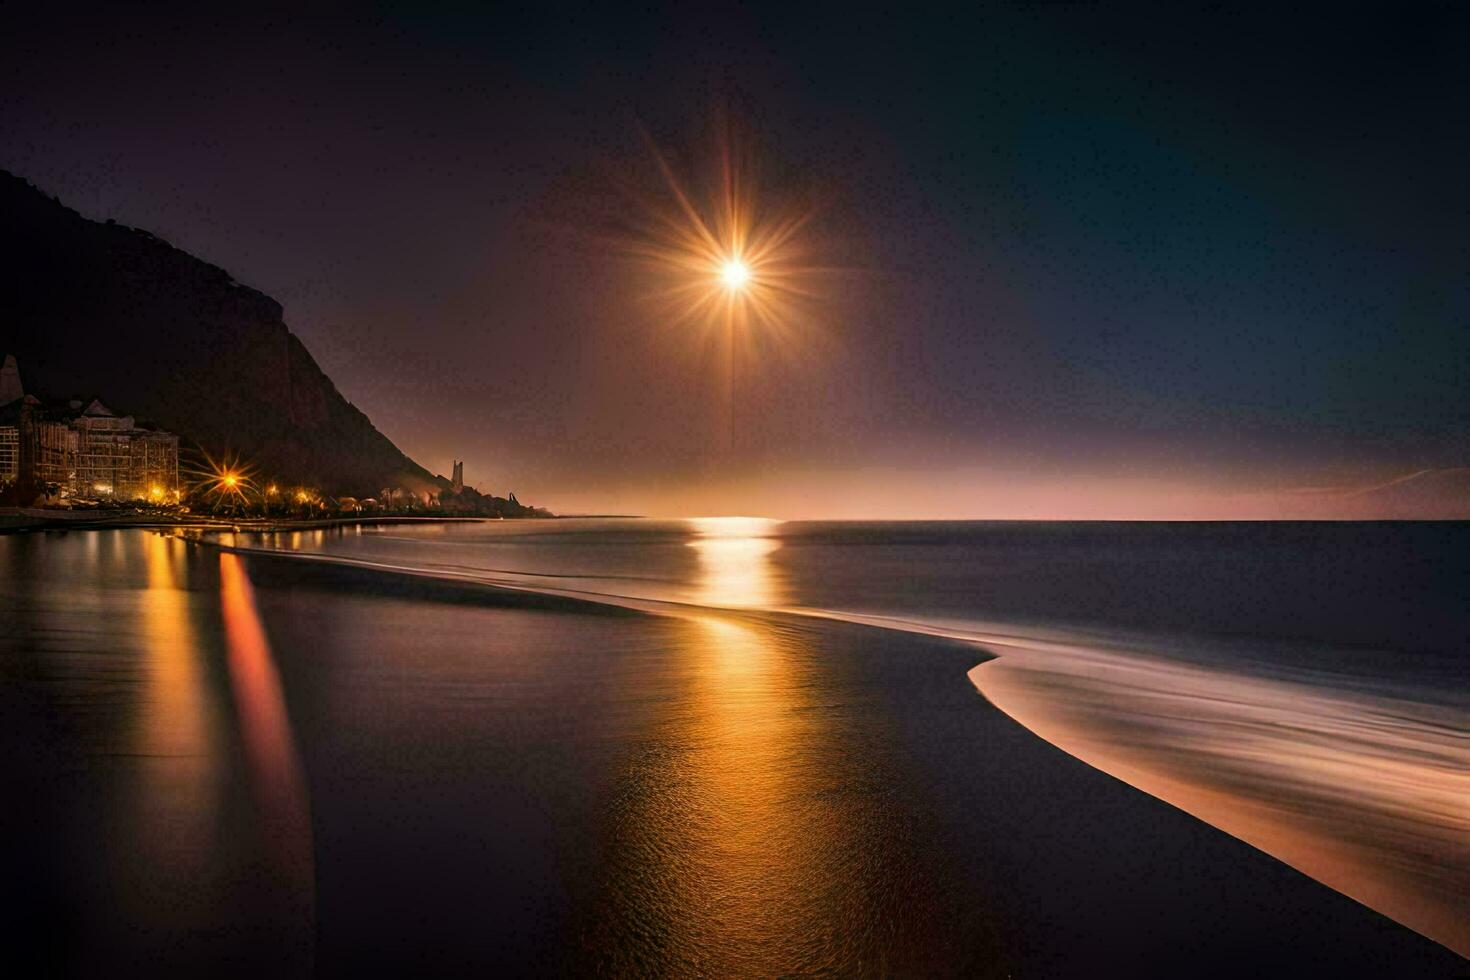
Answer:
[0, 170, 438, 497]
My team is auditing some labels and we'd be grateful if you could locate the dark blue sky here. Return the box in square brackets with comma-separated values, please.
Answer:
[4, 3, 1465, 515]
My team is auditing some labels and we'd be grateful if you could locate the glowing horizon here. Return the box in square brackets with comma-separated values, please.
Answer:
[530, 464, 1470, 522]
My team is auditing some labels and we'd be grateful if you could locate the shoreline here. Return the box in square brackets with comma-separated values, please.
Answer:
[969, 657, 1469, 959]
[193, 532, 1464, 962]
[0, 510, 501, 535]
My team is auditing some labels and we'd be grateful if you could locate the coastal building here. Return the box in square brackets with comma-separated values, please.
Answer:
[55, 401, 180, 501]
[0, 355, 179, 501]
[65, 400, 179, 499]
[36, 415, 77, 487]
[0, 419, 18, 485]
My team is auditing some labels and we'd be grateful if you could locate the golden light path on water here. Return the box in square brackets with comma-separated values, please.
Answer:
[592, 515, 892, 972]
[130, 534, 223, 919]
[219, 552, 316, 927]
[685, 516, 786, 609]
[137, 533, 218, 805]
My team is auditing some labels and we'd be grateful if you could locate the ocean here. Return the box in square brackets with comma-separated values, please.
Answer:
[2, 520, 1464, 974]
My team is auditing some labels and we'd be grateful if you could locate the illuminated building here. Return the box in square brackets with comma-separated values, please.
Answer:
[0, 421, 17, 485]
[0, 356, 179, 500]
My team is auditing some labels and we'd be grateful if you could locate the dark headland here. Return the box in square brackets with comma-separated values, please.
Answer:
[0, 170, 544, 515]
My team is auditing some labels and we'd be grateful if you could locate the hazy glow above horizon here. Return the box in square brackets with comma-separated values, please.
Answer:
[533, 465, 1470, 522]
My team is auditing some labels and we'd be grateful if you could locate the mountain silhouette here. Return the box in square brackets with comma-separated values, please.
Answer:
[0, 170, 437, 496]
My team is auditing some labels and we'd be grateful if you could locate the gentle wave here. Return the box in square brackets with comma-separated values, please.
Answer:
[197, 532, 1469, 957]
[964, 634, 1468, 959]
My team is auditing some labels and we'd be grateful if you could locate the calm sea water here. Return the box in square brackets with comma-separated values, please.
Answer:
[1, 520, 1464, 973]
[219, 518, 1470, 956]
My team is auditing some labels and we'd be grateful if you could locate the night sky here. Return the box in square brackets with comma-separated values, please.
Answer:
[4, 4, 1466, 517]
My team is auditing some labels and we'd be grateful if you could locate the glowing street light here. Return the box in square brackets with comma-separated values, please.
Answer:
[186, 451, 257, 512]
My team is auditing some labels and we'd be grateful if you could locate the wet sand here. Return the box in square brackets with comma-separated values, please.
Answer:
[0, 532, 1462, 975]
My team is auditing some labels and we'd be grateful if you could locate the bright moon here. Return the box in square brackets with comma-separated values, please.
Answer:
[720, 259, 751, 290]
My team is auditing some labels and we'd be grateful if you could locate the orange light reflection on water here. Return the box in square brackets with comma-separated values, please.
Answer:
[130, 533, 224, 897]
[685, 516, 786, 608]
[594, 516, 876, 972]
[219, 553, 315, 911]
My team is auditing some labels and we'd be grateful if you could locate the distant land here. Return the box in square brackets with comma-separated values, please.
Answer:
[0, 170, 524, 505]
